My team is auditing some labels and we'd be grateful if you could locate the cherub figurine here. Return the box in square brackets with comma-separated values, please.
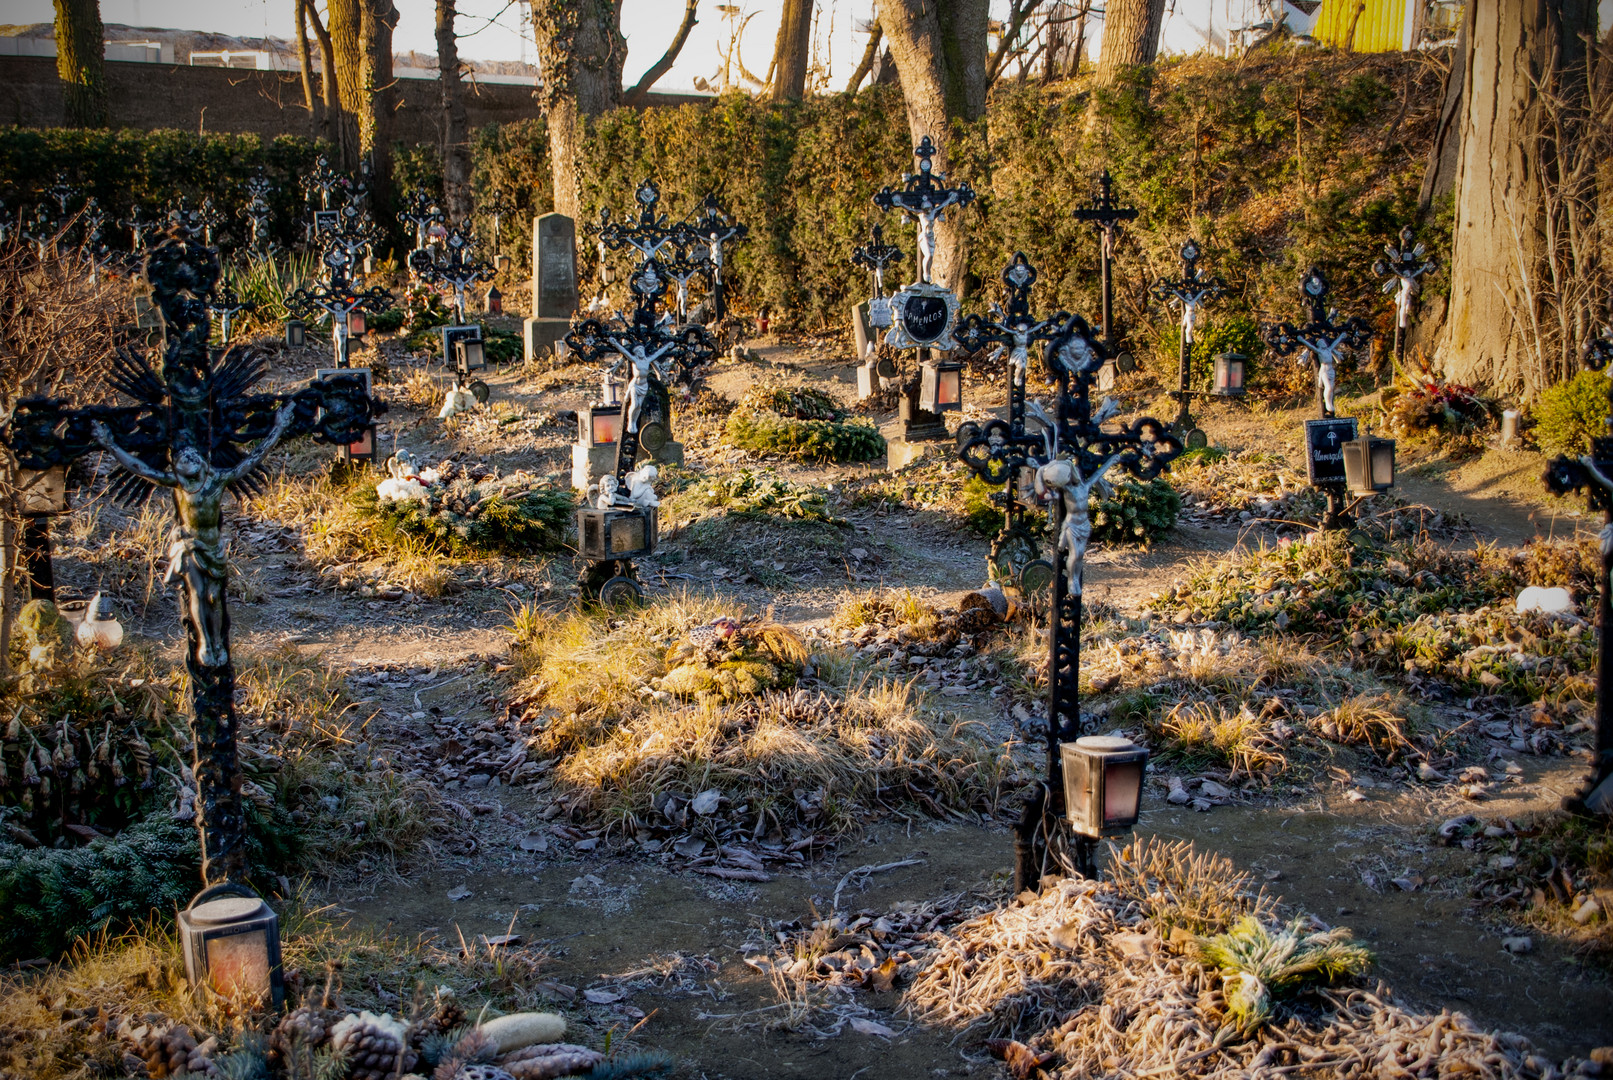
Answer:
[606, 337, 676, 435]
[1034, 452, 1125, 594]
[624, 463, 660, 509]
[595, 474, 629, 509]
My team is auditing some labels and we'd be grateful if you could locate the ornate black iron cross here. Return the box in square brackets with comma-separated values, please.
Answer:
[1151, 239, 1226, 437]
[594, 179, 679, 266]
[286, 246, 395, 368]
[873, 136, 976, 287]
[1071, 170, 1138, 347]
[685, 193, 748, 321]
[397, 191, 446, 252]
[408, 225, 494, 324]
[1372, 226, 1439, 366]
[1263, 266, 1374, 419]
[3, 235, 384, 886]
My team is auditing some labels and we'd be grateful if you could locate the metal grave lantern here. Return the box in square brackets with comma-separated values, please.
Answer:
[486, 285, 503, 316]
[16, 463, 69, 600]
[284, 319, 306, 348]
[346, 309, 367, 338]
[1060, 736, 1149, 838]
[1213, 352, 1248, 396]
[1342, 433, 1396, 496]
[317, 368, 376, 465]
[578, 505, 658, 562]
[178, 883, 284, 1007]
[579, 403, 622, 447]
[919, 357, 963, 414]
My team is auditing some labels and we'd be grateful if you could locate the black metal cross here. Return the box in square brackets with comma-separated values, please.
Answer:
[1151, 239, 1227, 440]
[685, 194, 748, 321]
[122, 205, 164, 252]
[594, 179, 680, 266]
[398, 190, 445, 252]
[959, 306, 1180, 888]
[1372, 226, 1439, 367]
[1263, 266, 1373, 419]
[852, 224, 903, 300]
[3, 235, 384, 886]
[303, 155, 345, 211]
[873, 136, 976, 287]
[1071, 170, 1138, 347]
[243, 174, 277, 255]
[286, 246, 395, 368]
[207, 285, 255, 346]
[408, 225, 494, 324]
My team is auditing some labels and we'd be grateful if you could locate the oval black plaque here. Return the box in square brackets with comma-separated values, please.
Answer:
[901, 295, 950, 343]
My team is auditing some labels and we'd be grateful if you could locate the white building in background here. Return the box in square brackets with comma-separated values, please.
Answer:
[0, 37, 174, 63]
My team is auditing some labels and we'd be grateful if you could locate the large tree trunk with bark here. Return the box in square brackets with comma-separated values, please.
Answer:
[54, 0, 107, 128]
[360, 0, 400, 235]
[295, 0, 322, 139]
[532, 1, 627, 222]
[879, 0, 988, 296]
[1093, 0, 1165, 85]
[1439, 0, 1599, 394]
[327, 0, 366, 172]
[305, 0, 340, 150]
[771, 0, 815, 101]
[437, 0, 472, 222]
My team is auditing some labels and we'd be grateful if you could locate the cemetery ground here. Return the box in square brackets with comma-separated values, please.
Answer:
[9, 312, 1613, 1079]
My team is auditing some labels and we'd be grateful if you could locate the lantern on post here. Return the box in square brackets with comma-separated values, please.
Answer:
[919, 357, 963, 414]
[1212, 352, 1248, 396]
[177, 883, 285, 1007]
[1342, 434, 1396, 496]
[1061, 736, 1149, 839]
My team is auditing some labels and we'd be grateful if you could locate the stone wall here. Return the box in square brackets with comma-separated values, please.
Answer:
[0, 56, 709, 141]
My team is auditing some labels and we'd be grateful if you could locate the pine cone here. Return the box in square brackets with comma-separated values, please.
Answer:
[123, 1022, 206, 1080]
[330, 1011, 418, 1080]
[410, 986, 467, 1047]
[499, 1044, 605, 1080]
[270, 1005, 339, 1064]
[439, 1065, 516, 1080]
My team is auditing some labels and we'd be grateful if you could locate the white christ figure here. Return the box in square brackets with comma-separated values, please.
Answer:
[912, 190, 963, 285]
[1304, 332, 1351, 416]
[1034, 452, 1125, 594]
[607, 338, 675, 435]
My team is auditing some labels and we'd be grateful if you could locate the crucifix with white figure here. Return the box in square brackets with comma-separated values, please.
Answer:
[1372, 226, 1439, 368]
[1264, 266, 1374, 419]
[1151, 239, 1226, 446]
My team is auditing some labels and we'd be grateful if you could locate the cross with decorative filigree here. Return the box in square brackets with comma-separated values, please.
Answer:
[243, 174, 277, 255]
[1372, 226, 1439, 366]
[303, 155, 345, 211]
[122, 205, 164, 252]
[207, 285, 255, 346]
[1152, 239, 1227, 438]
[168, 197, 229, 249]
[852, 224, 902, 302]
[873, 136, 976, 287]
[958, 307, 1180, 887]
[684, 193, 748, 321]
[1072, 170, 1138, 348]
[398, 190, 445, 252]
[407, 225, 494, 324]
[2, 235, 384, 886]
[594, 179, 679, 267]
[286, 246, 395, 368]
[1263, 266, 1374, 419]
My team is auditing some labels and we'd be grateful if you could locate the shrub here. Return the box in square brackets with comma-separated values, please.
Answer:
[354, 468, 576, 557]
[1091, 477, 1180, 543]
[742, 385, 844, 421]
[1535, 369, 1612, 454]
[725, 411, 885, 463]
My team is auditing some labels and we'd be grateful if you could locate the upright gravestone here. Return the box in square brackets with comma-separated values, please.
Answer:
[524, 213, 578, 363]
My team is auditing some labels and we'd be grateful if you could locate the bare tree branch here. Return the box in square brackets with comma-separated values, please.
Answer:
[623, 0, 700, 106]
[988, 0, 1047, 84]
[845, 19, 883, 94]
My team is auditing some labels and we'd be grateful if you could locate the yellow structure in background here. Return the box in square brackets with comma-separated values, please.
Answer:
[1312, 0, 1418, 52]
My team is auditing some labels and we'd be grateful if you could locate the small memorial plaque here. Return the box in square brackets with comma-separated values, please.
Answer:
[869, 297, 893, 329]
[1304, 418, 1358, 486]
[884, 283, 958, 351]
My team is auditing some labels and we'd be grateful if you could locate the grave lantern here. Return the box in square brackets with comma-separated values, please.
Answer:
[177, 883, 284, 1008]
[579, 404, 622, 447]
[578, 505, 657, 562]
[346, 310, 367, 338]
[1212, 352, 1247, 396]
[133, 291, 163, 331]
[16, 464, 68, 601]
[318, 368, 377, 466]
[485, 285, 503, 316]
[284, 319, 306, 348]
[1343, 434, 1396, 496]
[1060, 735, 1149, 838]
[919, 357, 963, 415]
[455, 337, 486, 374]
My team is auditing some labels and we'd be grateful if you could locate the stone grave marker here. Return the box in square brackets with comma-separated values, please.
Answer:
[524, 213, 577, 362]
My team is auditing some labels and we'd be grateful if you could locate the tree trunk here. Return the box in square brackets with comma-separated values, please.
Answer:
[437, 0, 472, 222]
[361, 0, 400, 236]
[1093, 0, 1165, 85]
[532, 1, 627, 222]
[878, 0, 988, 296]
[328, 0, 365, 171]
[306, 0, 340, 150]
[771, 0, 815, 101]
[846, 21, 881, 93]
[1417, 16, 1465, 211]
[1439, 0, 1598, 393]
[295, 0, 321, 138]
[53, 0, 107, 128]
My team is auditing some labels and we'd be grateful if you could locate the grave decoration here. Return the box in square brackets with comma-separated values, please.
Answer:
[1542, 323, 1613, 817]
[397, 189, 446, 252]
[591, 180, 747, 331]
[567, 184, 719, 605]
[525, 212, 578, 362]
[870, 136, 976, 463]
[1072, 169, 1139, 387]
[1372, 225, 1439, 367]
[1151, 239, 1227, 449]
[958, 304, 1182, 887]
[169, 197, 228, 250]
[851, 223, 903, 383]
[686, 193, 748, 324]
[408, 225, 496, 403]
[121, 204, 164, 253]
[480, 190, 515, 270]
[207, 285, 254, 347]
[952, 252, 1067, 592]
[2, 236, 384, 955]
[242, 173, 277, 255]
[1263, 266, 1374, 420]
